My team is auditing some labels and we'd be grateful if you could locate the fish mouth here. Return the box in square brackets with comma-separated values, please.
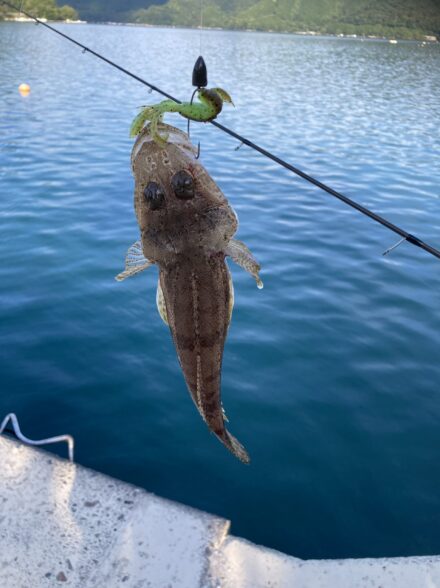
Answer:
[131, 123, 196, 163]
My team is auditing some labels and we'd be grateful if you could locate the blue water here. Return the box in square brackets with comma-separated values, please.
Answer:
[1, 23, 440, 559]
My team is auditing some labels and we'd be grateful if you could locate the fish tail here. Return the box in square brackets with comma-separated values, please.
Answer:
[216, 429, 250, 464]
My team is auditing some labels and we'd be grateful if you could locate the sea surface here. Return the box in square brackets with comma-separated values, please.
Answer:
[1, 23, 440, 559]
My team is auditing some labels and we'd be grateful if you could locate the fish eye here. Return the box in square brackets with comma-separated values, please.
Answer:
[143, 182, 165, 210]
[171, 170, 195, 200]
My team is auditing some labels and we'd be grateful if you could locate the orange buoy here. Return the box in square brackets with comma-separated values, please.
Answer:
[18, 83, 31, 96]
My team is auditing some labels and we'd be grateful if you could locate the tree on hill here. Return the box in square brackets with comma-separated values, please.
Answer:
[132, 0, 440, 40]
[3, 0, 438, 39]
[0, 0, 78, 21]
[66, 0, 165, 22]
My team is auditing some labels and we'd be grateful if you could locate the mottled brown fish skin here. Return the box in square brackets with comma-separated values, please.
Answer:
[160, 253, 228, 428]
[131, 124, 250, 463]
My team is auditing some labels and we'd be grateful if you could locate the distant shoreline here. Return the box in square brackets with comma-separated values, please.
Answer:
[1, 18, 438, 44]
[2, 16, 86, 24]
[121, 22, 439, 44]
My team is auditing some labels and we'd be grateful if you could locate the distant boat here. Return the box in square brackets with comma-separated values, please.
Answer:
[389, 39, 398, 44]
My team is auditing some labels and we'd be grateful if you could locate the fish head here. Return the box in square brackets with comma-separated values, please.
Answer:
[131, 124, 238, 262]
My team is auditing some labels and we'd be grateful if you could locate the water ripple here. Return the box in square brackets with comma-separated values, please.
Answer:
[1, 22, 440, 560]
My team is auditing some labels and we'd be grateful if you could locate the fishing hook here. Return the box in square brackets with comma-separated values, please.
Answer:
[187, 88, 201, 159]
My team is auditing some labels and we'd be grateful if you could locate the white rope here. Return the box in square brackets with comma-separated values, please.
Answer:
[0, 413, 74, 462]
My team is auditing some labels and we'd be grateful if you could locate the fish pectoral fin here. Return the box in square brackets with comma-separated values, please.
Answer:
[115, 239, 154, 281]
[226, 239, 263, 289]
[156, 280, 169, 326]
[228, 271, 234, 325]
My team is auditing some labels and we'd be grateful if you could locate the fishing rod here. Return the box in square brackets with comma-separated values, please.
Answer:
[3, 0, 440, 262]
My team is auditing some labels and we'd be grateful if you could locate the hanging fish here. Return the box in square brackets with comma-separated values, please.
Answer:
[130, 87, 234, 145]
[116, 123, 262, 463]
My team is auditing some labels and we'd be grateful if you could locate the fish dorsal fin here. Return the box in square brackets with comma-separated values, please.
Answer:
[115, 240, 154, 282]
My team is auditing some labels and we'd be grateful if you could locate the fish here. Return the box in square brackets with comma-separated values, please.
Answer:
[116, 123, 263, 463]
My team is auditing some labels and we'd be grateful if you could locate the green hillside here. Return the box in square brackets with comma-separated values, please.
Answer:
[64, 0, 161, 22]
[2, 0, 438, 40]
[133, 0, 440, 40]
[0, 0, 78, 21]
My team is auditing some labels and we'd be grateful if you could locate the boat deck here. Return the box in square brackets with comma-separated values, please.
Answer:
[1, 436, 439, 587]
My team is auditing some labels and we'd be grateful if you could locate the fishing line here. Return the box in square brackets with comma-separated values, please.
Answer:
[199, 0, 203, 54]
[3, 0, 440, 262]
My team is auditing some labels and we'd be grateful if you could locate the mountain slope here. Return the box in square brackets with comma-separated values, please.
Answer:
[3, 0, 438, 39]
[66, 0, 164, 22]
[132, 0, 440, 39]
[0, 0, 78, 20]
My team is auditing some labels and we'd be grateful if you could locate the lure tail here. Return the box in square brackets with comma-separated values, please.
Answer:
[130, 107, 155, 138]
[130, 105, 170, 142]
[130, 89, 234, 143]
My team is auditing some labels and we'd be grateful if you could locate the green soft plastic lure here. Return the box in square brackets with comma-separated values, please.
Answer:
[130, 87, 234, 144]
